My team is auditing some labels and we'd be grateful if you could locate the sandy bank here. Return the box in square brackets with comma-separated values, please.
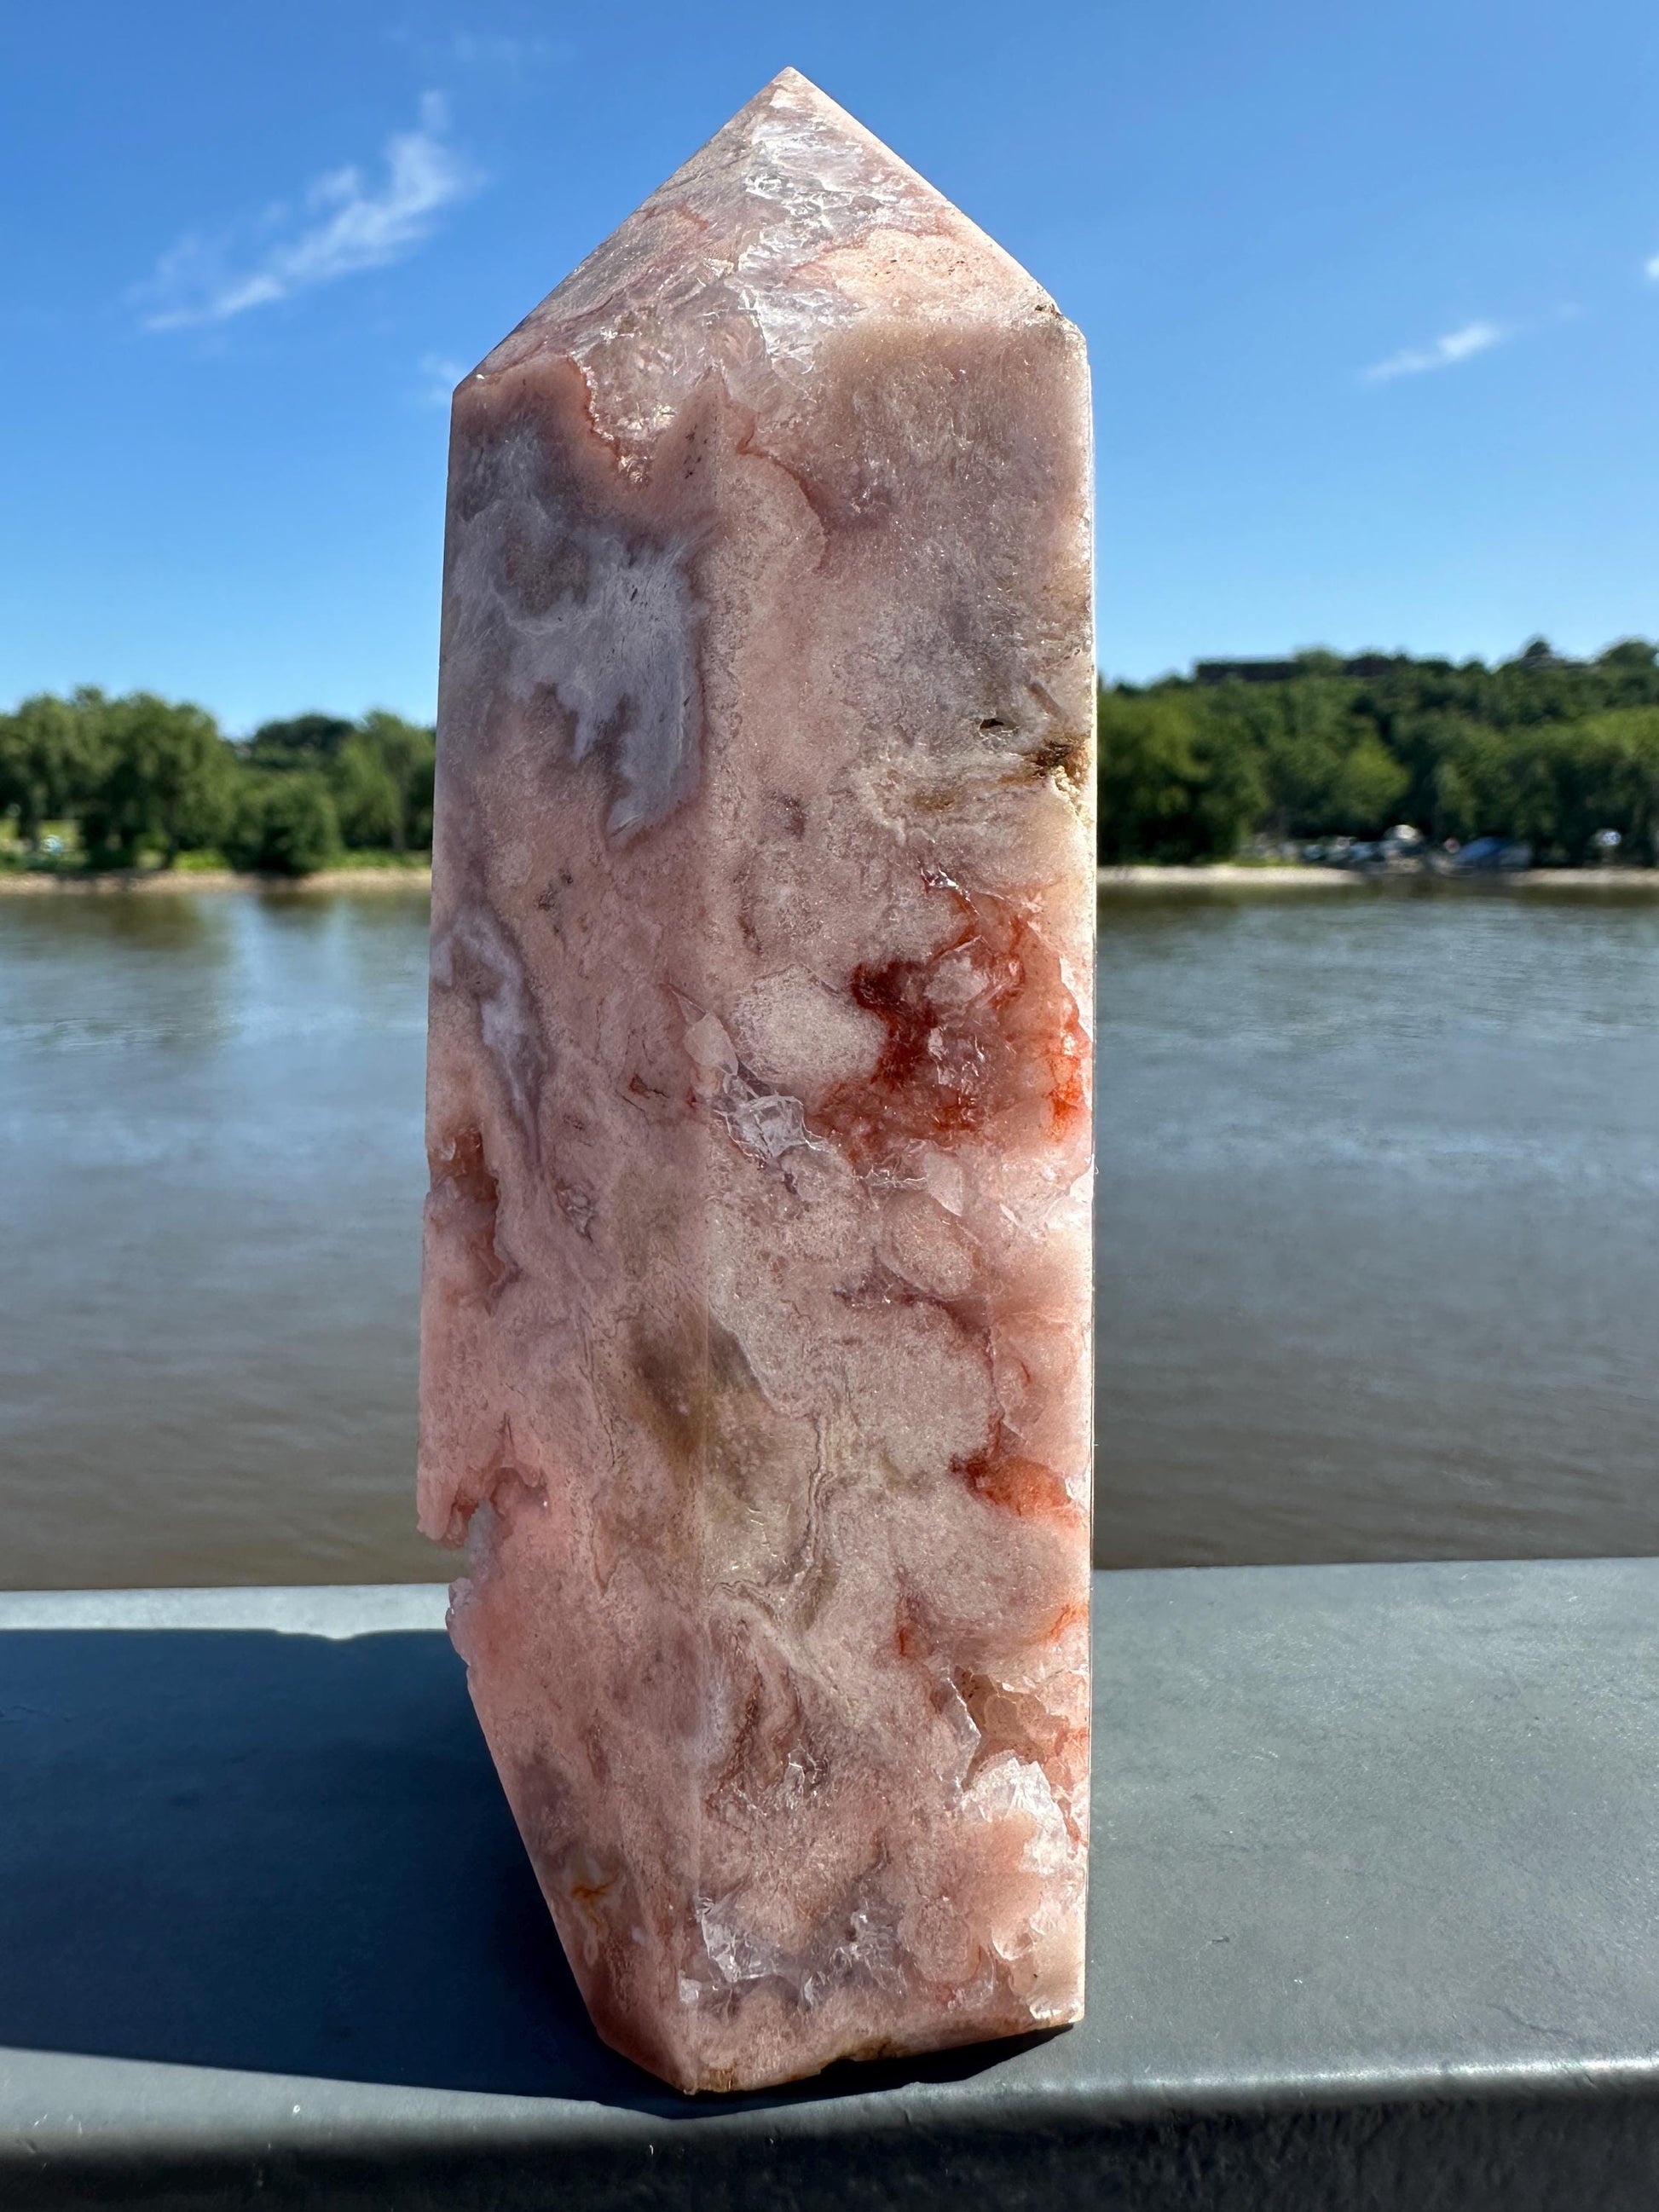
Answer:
[1098, 864, 1659, 893]
[0, 866, 433, 896]
[1099, 864, 1361, 890]
[1507, 869, 1659, 891]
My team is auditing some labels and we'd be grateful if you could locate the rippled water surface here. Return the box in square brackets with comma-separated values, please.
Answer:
[2, 885, 1656, 1585]
[1096, 888, 1659, 1566]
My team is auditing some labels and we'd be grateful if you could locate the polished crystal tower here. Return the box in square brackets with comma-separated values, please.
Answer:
[419, 68, 1095, 2094]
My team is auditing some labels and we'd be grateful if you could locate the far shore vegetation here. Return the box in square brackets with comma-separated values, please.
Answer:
[3, 636, 1659, 880]
[1101, 637, 1659, 868]
[0, 696, 433, 880]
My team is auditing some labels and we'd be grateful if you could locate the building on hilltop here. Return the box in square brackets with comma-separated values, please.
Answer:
[1194, 656, 1400, 685]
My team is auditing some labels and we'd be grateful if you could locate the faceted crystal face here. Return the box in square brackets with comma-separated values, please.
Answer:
[419, 67, 1095, 2094]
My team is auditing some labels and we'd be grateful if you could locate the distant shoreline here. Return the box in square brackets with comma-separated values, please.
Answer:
[3, 860, 1655, 898]
[1097, 864, 1659, 893]
[1100, 864, 1360, 890]
[0, 864, 434, 896]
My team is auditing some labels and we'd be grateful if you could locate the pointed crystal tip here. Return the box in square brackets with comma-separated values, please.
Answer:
[469, 67, 1061, 463]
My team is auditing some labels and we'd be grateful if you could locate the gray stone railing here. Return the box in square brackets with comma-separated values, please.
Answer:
[3, 1558, 1656, 2209]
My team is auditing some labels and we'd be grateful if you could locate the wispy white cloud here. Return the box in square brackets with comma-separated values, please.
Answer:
[132, 95, 477, 332]
[1362, 318, 1511, 384]
[418, 351, 470, 406]
[1645, 253, 1659, 282]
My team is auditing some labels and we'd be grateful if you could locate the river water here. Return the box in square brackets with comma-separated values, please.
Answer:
[2, 885, 1655, 1587]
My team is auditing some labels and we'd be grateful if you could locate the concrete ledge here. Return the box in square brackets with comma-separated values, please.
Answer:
[3, 1559, 1656, 2209]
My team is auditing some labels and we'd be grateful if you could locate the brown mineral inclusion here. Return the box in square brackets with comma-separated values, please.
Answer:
[419, 68, 1095, 2093]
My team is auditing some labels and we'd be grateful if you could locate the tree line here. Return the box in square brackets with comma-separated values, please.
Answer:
[6, 638, 1659, 875]
[0, 691, 434, 875]
[1099, 638, 1659, 866]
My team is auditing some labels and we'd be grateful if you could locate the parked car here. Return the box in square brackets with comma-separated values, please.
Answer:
[1451, 836, 1533, 873]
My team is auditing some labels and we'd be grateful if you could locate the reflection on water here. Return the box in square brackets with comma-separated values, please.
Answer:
[1, 885, 1656, 1587]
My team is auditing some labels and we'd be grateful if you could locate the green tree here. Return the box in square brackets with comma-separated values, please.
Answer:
[0, 690, 107, 848]
[1593, 639, 1659, 708]
[329, 731, 403, 848]
[362, 710, 436, 849]
[246, 713, 356, 771]
[330, 710, 436, 851]
[1325, 734, 1411, 833]
[224, 771, 340, 876]
[79, 693, 233, 866]
[1097, 684, 1266, 863]
[1546, 711, 1659, 862]
[1430, 712, 1659, 861]
[1203, 673, 1408, 839]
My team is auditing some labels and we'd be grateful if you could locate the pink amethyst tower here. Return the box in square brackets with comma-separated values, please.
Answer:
[419, 68, 1095, 2094]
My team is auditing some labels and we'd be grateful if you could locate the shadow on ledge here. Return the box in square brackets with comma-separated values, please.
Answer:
[0, 1627, 1039, 2116]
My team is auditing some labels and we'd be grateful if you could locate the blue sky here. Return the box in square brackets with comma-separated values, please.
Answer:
[2, 0, 1655, 727]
